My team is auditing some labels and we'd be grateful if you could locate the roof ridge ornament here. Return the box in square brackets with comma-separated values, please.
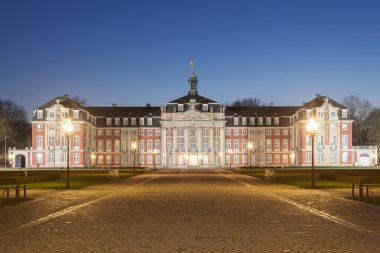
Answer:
[189, 60, 195, 73]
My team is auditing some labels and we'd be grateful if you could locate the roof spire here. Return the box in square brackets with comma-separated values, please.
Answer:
[189, 60, 195, 73]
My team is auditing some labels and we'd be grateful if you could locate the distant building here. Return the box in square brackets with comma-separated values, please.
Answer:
[9, 71, 378, 168]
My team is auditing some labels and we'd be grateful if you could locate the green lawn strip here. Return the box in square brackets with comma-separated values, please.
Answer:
[0, 169, 150, 190]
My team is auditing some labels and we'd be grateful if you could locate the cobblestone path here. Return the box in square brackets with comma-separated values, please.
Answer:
[1, 169, 380, 253]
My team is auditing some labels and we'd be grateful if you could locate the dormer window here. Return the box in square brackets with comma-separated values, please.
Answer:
[106, 118, 112, 126]
[258, 117, 263, 125]
[37, 110, 43, 119]
[123, 118, 128, 125]
[115, 118, 120, 126]
[242, 117, 247, 125]
[250, 117, 255, 125]
[140, 118, 144, 125]
[73, 110, 79, 119]
[274, 117, 279, 125]
[266, 117, 271, 125]
[202, 104, 208, 111]
[190, 99, 196, 104]
[178, 104, 184, 111]
[131, 118, 136, 125]
[148, 118, 153, 126]
[234, 117, 239, 125]
[342, 109, 348, 118]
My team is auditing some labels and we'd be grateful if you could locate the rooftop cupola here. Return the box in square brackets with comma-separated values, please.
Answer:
[188, 61, 198, 96]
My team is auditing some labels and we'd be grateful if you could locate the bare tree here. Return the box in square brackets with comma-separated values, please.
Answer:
[228, 97, 265, 107]
[365, 108, 380, 159]
[71, 95, 88, 106]
[0, 100, 31, 165]
[342, 95, 373, 145]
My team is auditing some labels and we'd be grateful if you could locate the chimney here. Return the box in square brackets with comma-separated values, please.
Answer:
[112, 103, 117, 107]
[64, 94, 70, 97]
[315, 94, 321, 97]
[146, 103, 151, 108]
[268, 103, 274, 107]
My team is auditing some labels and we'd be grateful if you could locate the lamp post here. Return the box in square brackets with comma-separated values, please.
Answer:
[229, 149, 232, 171]
[248, 141, 253, 176]
[153, 149, 157, 171]
[4, 135, 6, 168]
[63, 117, 74, 189]
[306, 117, 318, 188]
[131, 141, 137, 175]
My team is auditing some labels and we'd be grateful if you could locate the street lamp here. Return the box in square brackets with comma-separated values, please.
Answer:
[306, 117, 318, 188]
[131, 141, 137, 175]
[63, 117, 74, 189]
[229, 149, 232, 171]
[248, 141, 253, 176]
[153, 149, 157, 171]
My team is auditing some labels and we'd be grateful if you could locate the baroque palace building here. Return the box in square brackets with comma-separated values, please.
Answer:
[10, 70, 378, 168]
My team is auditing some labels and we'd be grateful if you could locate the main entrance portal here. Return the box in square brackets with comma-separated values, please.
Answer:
[189, 155, 198, 166]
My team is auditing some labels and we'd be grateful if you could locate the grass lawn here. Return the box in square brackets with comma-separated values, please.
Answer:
[0, 169, 150, 190]
[236, 168, 380, 189]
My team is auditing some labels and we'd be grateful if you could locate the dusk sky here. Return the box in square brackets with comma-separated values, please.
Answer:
[1, 0, 379, 118]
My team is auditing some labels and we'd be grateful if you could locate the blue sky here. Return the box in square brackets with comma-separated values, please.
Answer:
[1, 0, 379, 118]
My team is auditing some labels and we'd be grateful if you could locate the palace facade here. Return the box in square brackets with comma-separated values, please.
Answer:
[11, 71, 378, 168]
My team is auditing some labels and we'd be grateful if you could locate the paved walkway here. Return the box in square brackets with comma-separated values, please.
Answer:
[1, 169, 380, 252]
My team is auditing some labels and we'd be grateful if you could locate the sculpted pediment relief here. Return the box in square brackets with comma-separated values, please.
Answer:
[174, 108, 213, 121]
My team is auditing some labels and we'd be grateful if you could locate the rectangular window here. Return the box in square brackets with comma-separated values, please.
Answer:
[139, 130, 144, 136]
[114, 140, 120, 152]
[139, 140, 144, 151]
[48, 135, 55, 147]
[155, 130, 161, 136]
[226, 140, 231, 149]
[123, 118, 128, 125]
[202, 104, 208, 111]
[147, 155, 153, 164]
[242, 130, 247, 136]
[266, 139, 272, 151]
[97, 155, 103, 164]
[203, 138, 208, 150]
[342, 135, 348, 148]
[259, 140, 264, 151]
[274, 130, 280, 135]
[178, 138, 184, 150]
[242, 117, 247, 125]
[73, 153, 80, 164]
[331, 135, 337, 148]
[98, 140, 103, 152]
[266, 154, 272, 163]
[226, 130, 231, 136]
[178, 128, 184, 136]
[106, 130, 112, 136]
[250, 117, 255, 125]
[122, 139, 127, 152]
[259, 129, 263, 135]
[318, 152, 324, 162]
[106, 140, 112, 152]
[148, 118, 153, 126]
[342, 110, 348, 118]
[37, 124, 43, 131]
[331, 111, 336, 118]
[266, 129, 272, 135]
[331, 153, 336, 163]
[155, 140, 161, 150]
[37, 136, 43, 149]
[114, 155, 120, 164]
[234, 118, 239, 125]
[191, 138, 197, 150]
[282, 154, 288, 163]
[73, 110, 79, 119]
[283, 129, 288, 135]
[234, 155, 239, 163]
[106, 118, 112, 126]
[140, 118, 144, 125]
[147, 130, 153, 136]
[115, 118, 120, 125]
[274, 139, 280, 150]
[131, 118, 136, 125]
[274, 154, 280, 163]
[37, 110, 43, 119]
[306, 152, 312, 162]
[342, 152, 348, 163]
[147, 140, 153, 151]
[234, 130, 239, 136]
[178, 104, 184, 111]
[234, 139, 239, 151]
[74, 135, 80, 149]
[62, 136, 67, 147]
[139, 155, 144, 165]
[202, 128, 209, 136]
[61, 153, 67, 163]
[115, 130, 120, 136]
[274, 117, 279, 125]
[214, 138, 220, 150]
[242, 139, 247, 151]
[98, 130, 103, 136]
[341, 124, 348, 131]
[106, 155, 112, 164]
[266, 117, 271, 125]
[282, 139, 288, 150]
[122, 155, 127, 164]
[258, 117, 263, 125]
[167, 139, 172, 150]
[48, 153, 54, 164]
[306, 135, 311, 148]
[259, 154, 264, 163]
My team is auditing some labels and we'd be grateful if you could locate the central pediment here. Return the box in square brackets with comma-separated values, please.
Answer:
[174, 108, 214, 121]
